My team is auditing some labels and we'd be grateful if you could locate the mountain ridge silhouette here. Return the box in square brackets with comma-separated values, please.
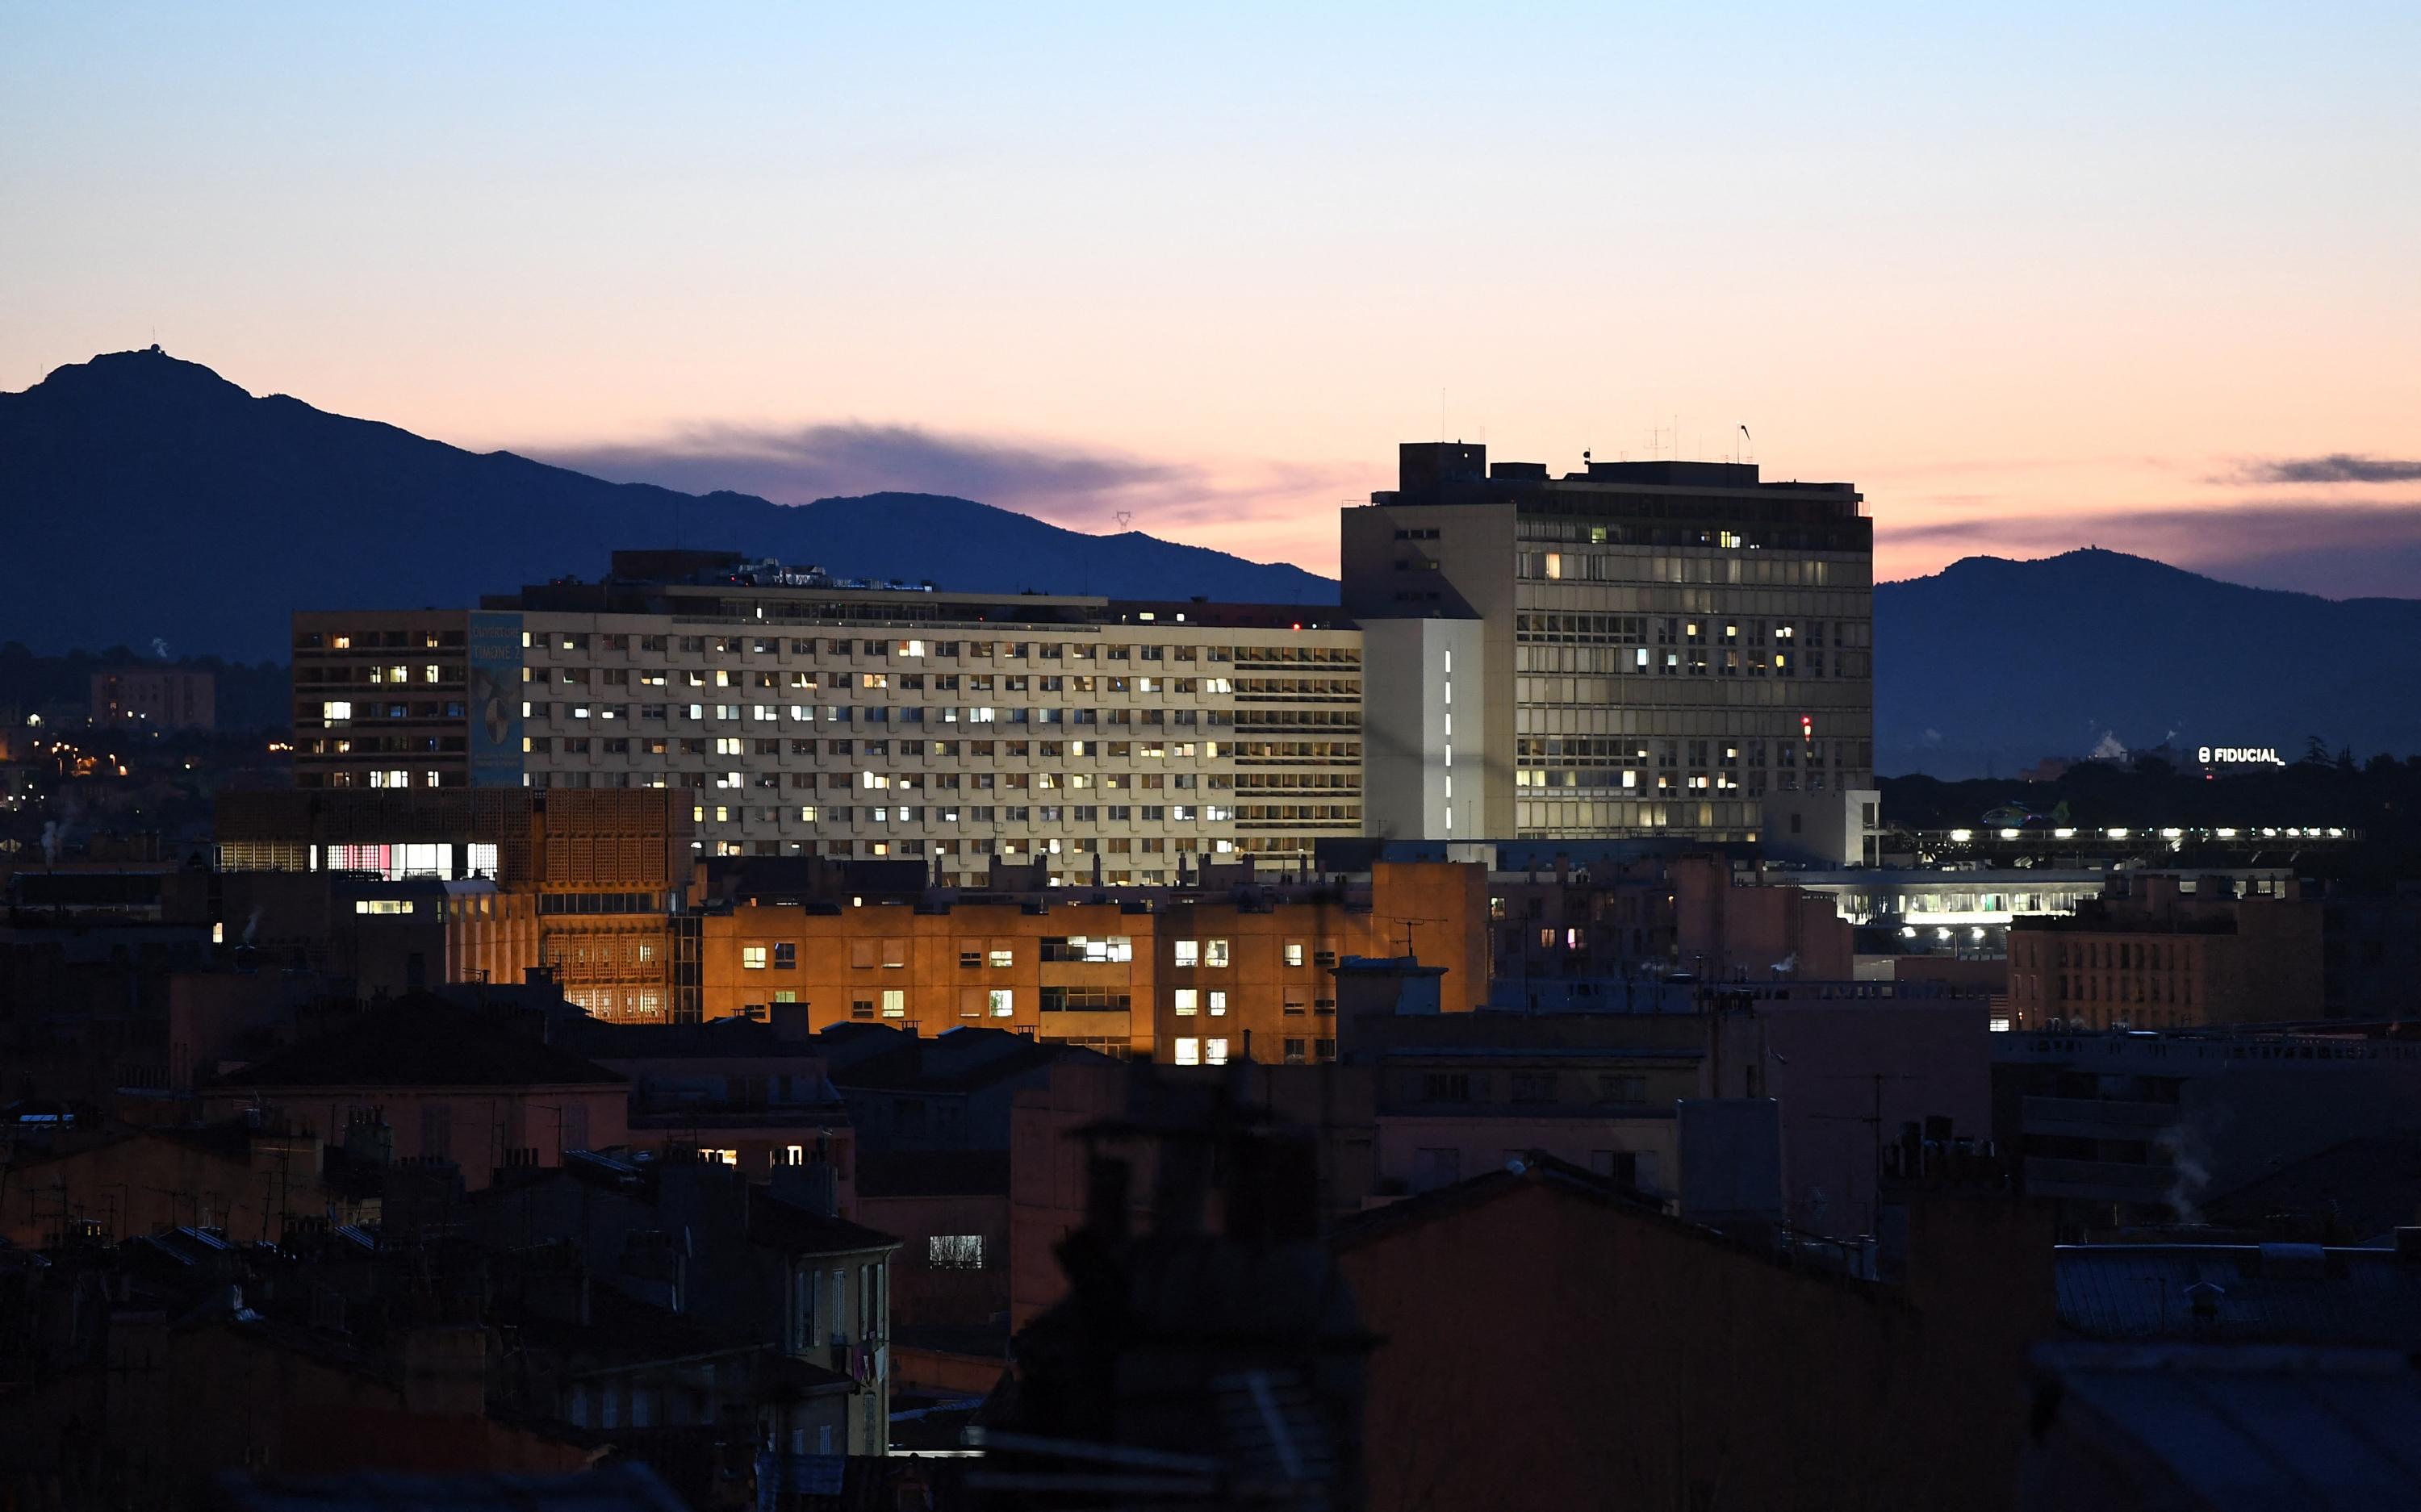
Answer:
[0, 348, 1336, 660]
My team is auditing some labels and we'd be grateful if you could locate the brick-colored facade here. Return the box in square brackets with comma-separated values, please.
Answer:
[1335, 1161, 2055, 1512]
[700, 860, 1488, 1062]
[214, 788, 695, 1021]
[2006, 874, 2322, 1030]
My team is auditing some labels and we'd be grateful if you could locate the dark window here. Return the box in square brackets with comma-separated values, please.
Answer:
[1421, 1071, 1472, 1102]
[1509, 1071, 1557, 1104]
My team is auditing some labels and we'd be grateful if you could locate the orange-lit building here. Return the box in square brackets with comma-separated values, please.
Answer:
[2006, 873, 2323, 1030]
[699, 860, 1488, 1063]
[213, 787, 694, 1021]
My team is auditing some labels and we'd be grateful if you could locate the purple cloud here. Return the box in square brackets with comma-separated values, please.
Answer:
[537, 421, 1364, 542]
[2227, 454, 2421, 486]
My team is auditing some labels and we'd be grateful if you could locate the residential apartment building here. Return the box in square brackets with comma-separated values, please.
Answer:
[291, 551, 1362, 883]
[1344, 445, 1873, 844]
[90, 666, 215, 731]
[1991, 1024, 2421, 1237]
[698, 859, 1489, 1063]
[2005, 872, 2323, 1031]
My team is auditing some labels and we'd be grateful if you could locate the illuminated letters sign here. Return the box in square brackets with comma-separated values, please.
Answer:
[2197, 746, 2285, 766]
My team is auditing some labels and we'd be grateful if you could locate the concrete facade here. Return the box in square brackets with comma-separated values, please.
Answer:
[292, 555, 1365, 880]
[1344, 445, 1872, 844]
[1356, 614, 1486, 842]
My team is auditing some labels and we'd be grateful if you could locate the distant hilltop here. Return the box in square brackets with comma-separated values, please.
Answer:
[1875, 548, 2421, 778]
[0, 349, 1336, 662]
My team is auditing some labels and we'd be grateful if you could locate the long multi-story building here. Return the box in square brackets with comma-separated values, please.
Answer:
[1344, 445, 1873, 845]
[291, 550, 1363, 885]
[696, 858, 1488, 1061]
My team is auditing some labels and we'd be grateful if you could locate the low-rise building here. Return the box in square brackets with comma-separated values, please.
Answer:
[2321, 881, 2421, 1020]
[1992, 1025, 2421, 1238]
[212, 787, 695, 1021]
[200, 996, 630, 1191]
[2006, 872, 2322, 1030]
[554, 1009, 859, 1197]
[466, 1151, 901, 1458]
[1332, 1150, 2054, 1512]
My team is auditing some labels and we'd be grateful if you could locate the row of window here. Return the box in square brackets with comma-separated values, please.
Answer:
[528, 630, 1357, 666]
[1516, 614, 1870, 648]
[299, 663, 455, 687]
[1175, 1036, 1333, 1065]
[528, 733, 1282, 766]
[698, 803, 1272, 826]
[1415, 1071, 1654, 1104]
[536, 667, 1252, 695]
[583, 757, 1245, 789]
[1517, 645, 1864, 678]
[532, 702, 1254, 727]
[742, 936, 1340, 970]
[744, 988, 1344, 1022]
[296, 629, 461, 650]
[706, 842, 1296, 867]
[316, 701, 462, 723]
[1520, 549, 1859, 587]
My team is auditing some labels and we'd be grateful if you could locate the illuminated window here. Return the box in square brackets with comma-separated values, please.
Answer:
[1206, 1038, 1229, 1066]
[881, 988, 905, 1017]
[1173, 1038, 1202, 1067]
[742, 946, 768, 970]
[353, 900, 414, 915]
[927, 1234, 984, 1268]
[988, 988, 1014, 1017]
[1173, 939, 1200, 967]
[1174, 988, 1199, 1016]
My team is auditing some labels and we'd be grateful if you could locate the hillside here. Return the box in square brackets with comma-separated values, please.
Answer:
[0, 349, 1336, 660]
[1875, 549, 2421, 776]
